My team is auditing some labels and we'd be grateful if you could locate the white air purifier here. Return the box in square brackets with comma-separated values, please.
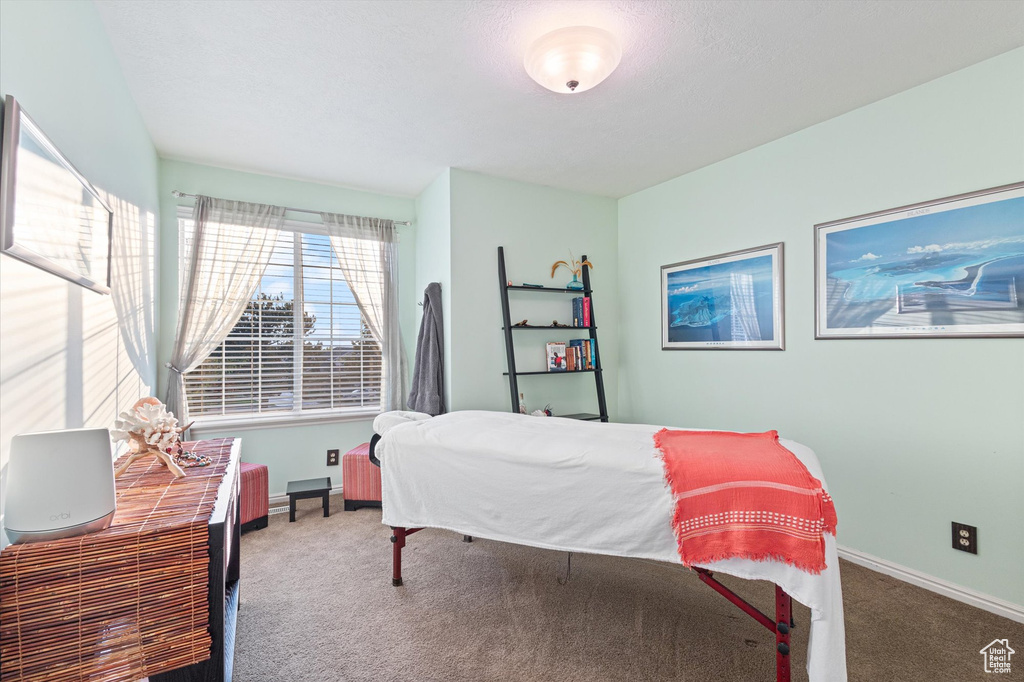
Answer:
[4, 428, 117, 544]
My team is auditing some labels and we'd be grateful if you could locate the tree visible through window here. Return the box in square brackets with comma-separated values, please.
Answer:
[182, 222, 382, 419]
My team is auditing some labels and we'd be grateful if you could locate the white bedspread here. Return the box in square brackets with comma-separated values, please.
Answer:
[377, 410, 847, 682]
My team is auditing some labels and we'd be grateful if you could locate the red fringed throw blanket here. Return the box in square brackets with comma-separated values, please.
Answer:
[654, 429, 838, 574]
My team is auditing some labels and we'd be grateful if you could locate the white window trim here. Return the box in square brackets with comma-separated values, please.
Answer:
[190, 407, 379, 434]
[176, 206, 383, 429]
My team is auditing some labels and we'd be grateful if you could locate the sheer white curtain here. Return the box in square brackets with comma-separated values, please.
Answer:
[165, 196, 285, 425]
[321, 213, 406, 411]
[109, 197, 157, 389]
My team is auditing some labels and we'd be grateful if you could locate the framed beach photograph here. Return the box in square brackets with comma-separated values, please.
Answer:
[815, 182, 1024, 339]
[661, 243, 784, 350]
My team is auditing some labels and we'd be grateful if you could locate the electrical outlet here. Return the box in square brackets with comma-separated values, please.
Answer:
[951, 522, 977, 554]
[327, 449, 340, 466]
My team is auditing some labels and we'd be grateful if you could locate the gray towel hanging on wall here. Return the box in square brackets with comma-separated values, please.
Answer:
[407, 282, 445, 415]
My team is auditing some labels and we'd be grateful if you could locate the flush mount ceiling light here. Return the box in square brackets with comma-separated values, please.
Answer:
[524, 26, 622, 94]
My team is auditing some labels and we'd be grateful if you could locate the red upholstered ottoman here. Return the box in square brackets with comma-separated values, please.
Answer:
[343, 442, 382, 511]
[240, 461, 269, 531]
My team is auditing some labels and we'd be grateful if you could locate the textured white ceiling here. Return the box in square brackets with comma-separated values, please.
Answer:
[94, 0, 1024, 198]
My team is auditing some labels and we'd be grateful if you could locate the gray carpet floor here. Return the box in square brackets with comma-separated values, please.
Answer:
[234, 500, 1023, 681]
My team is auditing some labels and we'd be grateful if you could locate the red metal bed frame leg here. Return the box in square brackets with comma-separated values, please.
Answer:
[695, 568, 792, 682]
[775, 585, 792, 682]
[391, 527, 406, 586]
[390, 527, 423, 586]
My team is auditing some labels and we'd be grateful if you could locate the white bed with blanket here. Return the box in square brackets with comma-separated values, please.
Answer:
[373, 410, 847, 682]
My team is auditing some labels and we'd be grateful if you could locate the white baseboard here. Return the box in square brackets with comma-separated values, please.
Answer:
[837, 545, 1024, 624]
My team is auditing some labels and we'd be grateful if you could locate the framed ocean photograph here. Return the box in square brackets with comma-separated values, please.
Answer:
[815, 182, 1024, 339]
[661, 243, 784, 350]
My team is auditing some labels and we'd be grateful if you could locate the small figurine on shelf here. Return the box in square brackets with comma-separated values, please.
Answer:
[551, 251, 595, 291]
[110, 398, 210, 479]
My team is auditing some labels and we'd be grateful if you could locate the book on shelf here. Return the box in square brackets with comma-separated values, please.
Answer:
[546, 342, 567, 372]
[566, 339, 587, 371]
[568, 296, 591, 328]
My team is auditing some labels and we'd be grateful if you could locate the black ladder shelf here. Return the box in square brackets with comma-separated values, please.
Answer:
[497, 246, 609, 422]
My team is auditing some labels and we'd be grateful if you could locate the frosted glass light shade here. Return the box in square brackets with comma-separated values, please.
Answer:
[524, 26, 622, 94]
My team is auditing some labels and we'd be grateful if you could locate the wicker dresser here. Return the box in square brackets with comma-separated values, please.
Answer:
[0, 438, 242, 682]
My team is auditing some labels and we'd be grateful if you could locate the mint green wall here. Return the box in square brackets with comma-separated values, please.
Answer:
[413, 170, 453, 409]
[0, 1, 159, 222]
[617, 49, 1024, 605]
[2, 0, 1016, 607]
[0, 1, 159, 542]
[157, 159, 416, 495]
[448, 170, 619, 417]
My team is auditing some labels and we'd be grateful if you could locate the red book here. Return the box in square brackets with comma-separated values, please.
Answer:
[582, 297, 591, 327]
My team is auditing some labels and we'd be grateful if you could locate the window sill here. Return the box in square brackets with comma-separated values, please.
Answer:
[190, 409, 381, 435]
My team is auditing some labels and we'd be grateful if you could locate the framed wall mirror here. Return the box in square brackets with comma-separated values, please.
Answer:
[0, 94, 113, 294]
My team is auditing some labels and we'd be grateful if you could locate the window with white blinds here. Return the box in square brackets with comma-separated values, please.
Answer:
[179, 213, 383, 420]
